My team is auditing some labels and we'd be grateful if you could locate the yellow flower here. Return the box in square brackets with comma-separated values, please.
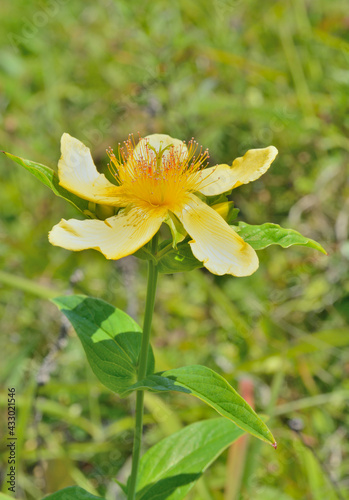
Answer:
[49, 133, 278, 276]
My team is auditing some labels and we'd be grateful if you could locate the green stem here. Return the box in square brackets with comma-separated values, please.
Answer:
[128, 234, 159, 500]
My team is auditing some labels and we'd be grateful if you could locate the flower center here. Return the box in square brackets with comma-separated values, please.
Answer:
[107, 136, 209, 210]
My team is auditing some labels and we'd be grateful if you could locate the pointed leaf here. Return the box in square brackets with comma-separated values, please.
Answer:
[42, 486, 104, 499]
[233, 222, 326, 254]
[136, 418, 245, 500]
[3, 152, 90, 216]
[128, 365, 275, 446]
[52, 295, 154, 395]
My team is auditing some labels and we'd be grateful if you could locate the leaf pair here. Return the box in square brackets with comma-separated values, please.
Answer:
[53, 295, 275, 445]
[43, 418, 246, 500]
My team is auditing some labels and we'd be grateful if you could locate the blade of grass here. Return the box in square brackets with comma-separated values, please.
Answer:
[225, 378, 255, 499]
[242, 370, 285, 494]
[273, 390, 349, 416]
[0, 270, 62, 299]
[277, 7, 314, 117]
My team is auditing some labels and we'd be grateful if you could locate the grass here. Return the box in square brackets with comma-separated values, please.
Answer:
[0, 0, 348, 498]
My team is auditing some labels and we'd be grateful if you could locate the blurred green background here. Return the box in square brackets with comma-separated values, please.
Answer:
[0, 0, 348, 499]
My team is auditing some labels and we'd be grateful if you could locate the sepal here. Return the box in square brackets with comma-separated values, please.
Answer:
[164, 213, 187, 248]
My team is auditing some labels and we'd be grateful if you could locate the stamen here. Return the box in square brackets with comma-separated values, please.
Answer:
[106, 135, 210, 209]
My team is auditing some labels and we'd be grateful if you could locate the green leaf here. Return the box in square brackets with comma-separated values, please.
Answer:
[3, 152, 90, 216]
[128, 365, 275, 446]
[233, 222, 327, 254]
[42, 486, 104, 499]
[135, 418, 245, 500]
[157, 240, 203, 274]
[52, 295, 154, 395]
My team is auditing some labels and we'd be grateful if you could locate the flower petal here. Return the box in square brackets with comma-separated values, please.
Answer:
[195, 146, 278, 196]
[58, 133, 125, 206]
[49, 205, 167, 260]
[134, 134, 188, 164]
[174, 194, 258, 276]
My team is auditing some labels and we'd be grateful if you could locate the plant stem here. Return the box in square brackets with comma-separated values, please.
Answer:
[127, 234, 159, 500]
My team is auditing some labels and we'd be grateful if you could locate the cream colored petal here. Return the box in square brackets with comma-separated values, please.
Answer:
[49, 205, 167, 260]
[58, 133, 125, 206]
[174, 194, 258, 276]
[195, 146, 278, 196]
[134, 134, 188, 164]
